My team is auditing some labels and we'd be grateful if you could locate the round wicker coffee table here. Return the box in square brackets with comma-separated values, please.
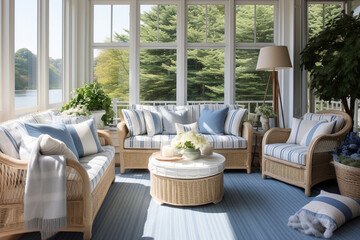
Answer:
[148, 152, 225, 206]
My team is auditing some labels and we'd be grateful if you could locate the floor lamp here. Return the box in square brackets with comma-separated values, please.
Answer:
[256, 46, 292, 128]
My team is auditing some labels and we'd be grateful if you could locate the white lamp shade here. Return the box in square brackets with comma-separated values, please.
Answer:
[256, 46, 292, 71]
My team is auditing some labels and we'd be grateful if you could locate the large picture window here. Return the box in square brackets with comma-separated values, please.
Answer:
[235, 4, 275, 110]
[93, 4, 130, 101]
[92, 1, 277, 106]
[15, 0, 38, 109]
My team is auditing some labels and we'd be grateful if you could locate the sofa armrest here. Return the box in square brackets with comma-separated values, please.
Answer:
[262, 127, 291, 146]
[117, 121, 128, 150]
[241, 122, 253, 150]
[97, 130, 114, 146]
[0, 153, 91, 205]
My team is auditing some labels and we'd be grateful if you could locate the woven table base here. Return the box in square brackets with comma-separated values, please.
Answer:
[150, 172, 224, 206]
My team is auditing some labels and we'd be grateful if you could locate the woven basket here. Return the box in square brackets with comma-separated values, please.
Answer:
[333, 161, 360, 200]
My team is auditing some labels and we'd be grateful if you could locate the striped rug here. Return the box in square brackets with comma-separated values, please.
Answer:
[20, 168, 360, 240]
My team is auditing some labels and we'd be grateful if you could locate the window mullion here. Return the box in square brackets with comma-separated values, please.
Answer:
[157, 4, 159, 43]
[38, 0, 49, 111]
[254, 4, 256, 43]
[205, 4, 207, 44]
[177, 0, 187, 105]
[111, 4, 113, 42]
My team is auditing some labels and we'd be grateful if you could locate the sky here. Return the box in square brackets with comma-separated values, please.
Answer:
[15, 0, 63, 60]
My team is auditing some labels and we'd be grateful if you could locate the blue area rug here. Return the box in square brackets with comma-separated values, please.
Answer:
[20, 168, 360, 240]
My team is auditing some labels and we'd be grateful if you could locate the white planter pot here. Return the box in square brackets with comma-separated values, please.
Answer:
[91, 110, 106, 129]
[260, 116, 270, 132]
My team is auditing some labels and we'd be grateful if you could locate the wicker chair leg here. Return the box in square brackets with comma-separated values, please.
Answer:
[83, 227, 92, 240]
[305, 187, 311, 197]
[120, 166, 125, 174]
[262, 173, 266, 179]
[247, 167, 251, 174]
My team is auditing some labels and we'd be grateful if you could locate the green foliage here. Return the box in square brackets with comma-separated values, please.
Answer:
[338, 156, 360, 168]
[61, 82, 115, 126]
[255, 104, 275, 118]
[301, 12, 360, 119]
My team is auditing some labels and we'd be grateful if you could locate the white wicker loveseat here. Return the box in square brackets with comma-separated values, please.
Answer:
[0, 111, 115, 240]
[262, 110, 352, 196]
[117, 104, 253, 174]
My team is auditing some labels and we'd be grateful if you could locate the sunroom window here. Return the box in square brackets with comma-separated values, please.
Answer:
[235, 4, 275, 111]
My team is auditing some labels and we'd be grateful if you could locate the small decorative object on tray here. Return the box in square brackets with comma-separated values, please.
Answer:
[201, 143, 213, 155]
[153, 152, 182, 161]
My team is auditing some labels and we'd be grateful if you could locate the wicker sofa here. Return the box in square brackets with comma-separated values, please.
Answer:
[117, 104, 253, 174]
[0, 111, 115, 240]
[262, 110, 352, 196]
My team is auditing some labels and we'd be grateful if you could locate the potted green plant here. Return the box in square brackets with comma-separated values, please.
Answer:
[301, 12, 360, 126]
[255, 104, 276, 131]
[331, 132, 360, 200]
[61, 82, 115, 128]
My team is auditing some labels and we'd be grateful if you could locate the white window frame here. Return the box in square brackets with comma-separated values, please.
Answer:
[91, 0, 279, 106]
[0, 0, 66, 118]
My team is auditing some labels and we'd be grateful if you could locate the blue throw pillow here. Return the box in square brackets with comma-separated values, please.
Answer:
[65, 119, 103, 158]
[23, 122, 79, 160]
[199, 107, 229, 134]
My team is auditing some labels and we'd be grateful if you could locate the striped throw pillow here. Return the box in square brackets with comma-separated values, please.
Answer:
[143, 109, 163, 137]
[286, 118, 323, 144]
[303, 113, 344, 133]
[288, 190, 360, 239]
[0, 121, 27, 159]
[175, 122, 198, 134]
[224, 109, 248, 136]
[66, 119, 103, 158]
[122, 109, 147, 136]
[300, 121, 336, 146]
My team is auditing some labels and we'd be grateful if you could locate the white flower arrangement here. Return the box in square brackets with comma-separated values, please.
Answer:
[171, 131, 209, 150]
[61, 105, 91, 116]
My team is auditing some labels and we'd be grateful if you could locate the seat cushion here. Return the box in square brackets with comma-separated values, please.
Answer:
[264, 143, 308, 165]
[79, 145, 115, 192]
[124, 134, 247, 149]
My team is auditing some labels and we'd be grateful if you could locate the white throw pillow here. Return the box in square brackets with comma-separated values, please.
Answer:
[175, 122, 198, 134]
[122, 109, 147, 136]
[288, 190, 360, 239]
[160, 107, 190, 134]
[19, 134, 78, 161]
[303, 113, 344, 133]
[143, 109, 163, 137]
[286, 118, 323, 144]
[224, 109, 248, 136]
[300, 121, 336, 146]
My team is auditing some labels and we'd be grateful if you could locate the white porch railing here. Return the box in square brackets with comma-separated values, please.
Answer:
[111, 99, 272, 125]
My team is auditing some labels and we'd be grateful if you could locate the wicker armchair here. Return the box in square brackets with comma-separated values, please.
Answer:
[0, 130, 115, 240]
[262, 110, 352, 196]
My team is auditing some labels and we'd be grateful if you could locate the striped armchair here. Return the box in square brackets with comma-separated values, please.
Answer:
[262, 110, 352, 196]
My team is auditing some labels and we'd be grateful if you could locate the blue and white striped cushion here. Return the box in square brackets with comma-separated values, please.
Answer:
[124, 135, 176, 149]
[143, 109, 163, 136]
[175, 122, 198, 134]
[0, 121, 27, 159]
[124, 134, 247, 149]
[300, 121, 336, 146]
[303, 113, 344, 133]
[286, 118, 323, 144]
[224, 109, 248, 136]
[264, 143, 308, 165]
[79, 145, 115, 192]
[288, 190, 360, 238]
[200, 104, 237, 112]
[66, 119, 103, 158]
[122, 109, 147, 136]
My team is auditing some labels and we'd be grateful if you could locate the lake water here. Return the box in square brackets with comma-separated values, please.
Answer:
[15, 89, 62, 109]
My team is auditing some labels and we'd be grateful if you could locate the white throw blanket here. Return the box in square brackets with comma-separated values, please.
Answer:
[24, 135, 67, 240]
